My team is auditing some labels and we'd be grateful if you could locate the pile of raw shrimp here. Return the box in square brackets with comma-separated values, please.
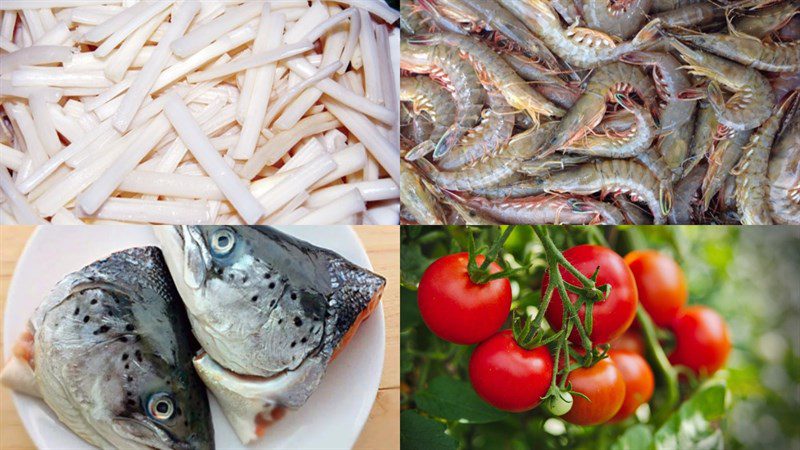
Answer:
[400, 0, 799, 225]
[1, 1, 400, 225]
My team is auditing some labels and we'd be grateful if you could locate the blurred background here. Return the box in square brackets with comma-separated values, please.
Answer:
[400, 226, 800, 449]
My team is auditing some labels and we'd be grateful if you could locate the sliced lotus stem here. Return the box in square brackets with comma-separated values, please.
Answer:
[0, 37, 18, 52]
[187, 41, 312, 83]
[11, 67, 112, 88]
[312, 143, 367, 188]
[284, 0, 329, 44]
[295, 188, 365, 225]
[105, 9, 169, 83]
[263, 190, 309, 223]
[358, 9, 382, 104]
[304, 7, 357, 43]
[263, 61, 341, 128]
[0, 45, 73, 75]
[3, 102, 48, 167]
[364, 200, 400, 225]
[232, 11, 285, 160]
[119, 170, 224, 200]
[78, 113, 172, 214]
[79, 197, 213, 224]
[257, 156, 336, 218]
[152, 23, 256, 92]
[241, 112, 339, 179]
[22, 10, 46, 40]
[82, 78, 132, 111]
[277, 138, 325, 174]
[81, 0, 151, 43]
[28, 90, 62, 156]
[35, 21, 71, 46]
[323, 97, 399, 183]
[0, 143, 25, 171]
[305, 178, 398, 208]
[112, 1, 199, 133]
[338, 7, 360, 74]
[285, 57, 394, 125]
[93, 1, 174, 58]
[171, 2, 261, 58]
[0, 168, 46, 224]
[162, 93, 265, 223]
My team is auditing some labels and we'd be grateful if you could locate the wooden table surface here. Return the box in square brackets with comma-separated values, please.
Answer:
[0, 226, 399, 450]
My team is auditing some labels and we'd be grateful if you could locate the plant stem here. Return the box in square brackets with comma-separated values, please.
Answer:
[637, 305, 680, 418]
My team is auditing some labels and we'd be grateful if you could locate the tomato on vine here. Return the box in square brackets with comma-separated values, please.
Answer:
[417, 253, 511, 345]
[543, 245, 638, 345]
[609, 350, 654, 422]
[669, 306, 731, 376]
[561, 358, 626, 426]
[469, 330, 553, 412]
[624, 250, 688, 328]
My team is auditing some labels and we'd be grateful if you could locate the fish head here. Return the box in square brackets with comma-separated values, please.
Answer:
[31, 247, 214, 450]
[155, 226, 332, 375]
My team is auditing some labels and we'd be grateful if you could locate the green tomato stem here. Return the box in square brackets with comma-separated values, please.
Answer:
[637, 305, 680, 417]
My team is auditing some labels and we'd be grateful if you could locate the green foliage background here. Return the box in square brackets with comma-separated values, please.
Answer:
[400, 226, 800, 450]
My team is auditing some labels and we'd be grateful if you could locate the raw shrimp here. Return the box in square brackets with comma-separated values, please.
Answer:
[668, 160, 708, 224]
[531, 159, 670, 223]
[620, 51, 695, 133]
[702, 127, 754, 208]
[562, 93, 657, 158]
[419, 0, 560, 70]
[401, 161, 447, 224]
[671, 39, 775, 130]
[733, 93, 794, 224]
[517, 154, 592, 178]
[734, 1, 800, 39]
[444, 191, 626, 224]
[675, 30, 800, 72]
[614, 196, 655, 224]
[400, 76, 457, 145]
[401, 39, 485, 155]
[407, 33, 565, 123]
[414, 123, 556, 190]
[767, 96, 800, 224]
[653, 2, 731, 28]
[501, 51, 582, 109]
[401, 1, 433, 34]
[496, 0, 661, 69]
[545, 62, 656, 153]
[581, 0, 653, 40]
[436, 84, 515, 169]
[684, 100, 718, 175]
[400, 105, 434, 147]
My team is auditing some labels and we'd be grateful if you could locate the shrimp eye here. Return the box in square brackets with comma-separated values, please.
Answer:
[147, 393, 174, 421]
[210, 229, 235, 256]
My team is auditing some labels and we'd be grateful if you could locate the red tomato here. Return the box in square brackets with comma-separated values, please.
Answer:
[624, 250, 688, 328]
[610, 330, 646, 356]
[609, 350, 654, 422]
[543, 245, 638, 345]
[669, 306, 731, 376]
[469, 330, 553, 412]
[418, 253, 511, 344]
[562, 358, 626, 425]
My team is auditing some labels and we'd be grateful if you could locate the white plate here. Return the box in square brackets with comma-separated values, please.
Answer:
[3, 226, 384, 450]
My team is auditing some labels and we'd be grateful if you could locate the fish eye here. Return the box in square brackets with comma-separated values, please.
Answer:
[210, 229, 235, 256]
[147, 393, 175, 421]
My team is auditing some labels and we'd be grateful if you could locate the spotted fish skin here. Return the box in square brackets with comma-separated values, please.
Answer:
[30, 247, 214, 450]
[155, 226, 386, 443]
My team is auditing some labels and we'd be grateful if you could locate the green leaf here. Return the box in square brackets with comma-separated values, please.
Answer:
[400, 410, 457, 450]
[610, 424, 654, 450]
[401, 351, 414, 375]
[654, 382, 728, 450]
[415, 376, 511, 424]
[401, 288, 422, 331]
